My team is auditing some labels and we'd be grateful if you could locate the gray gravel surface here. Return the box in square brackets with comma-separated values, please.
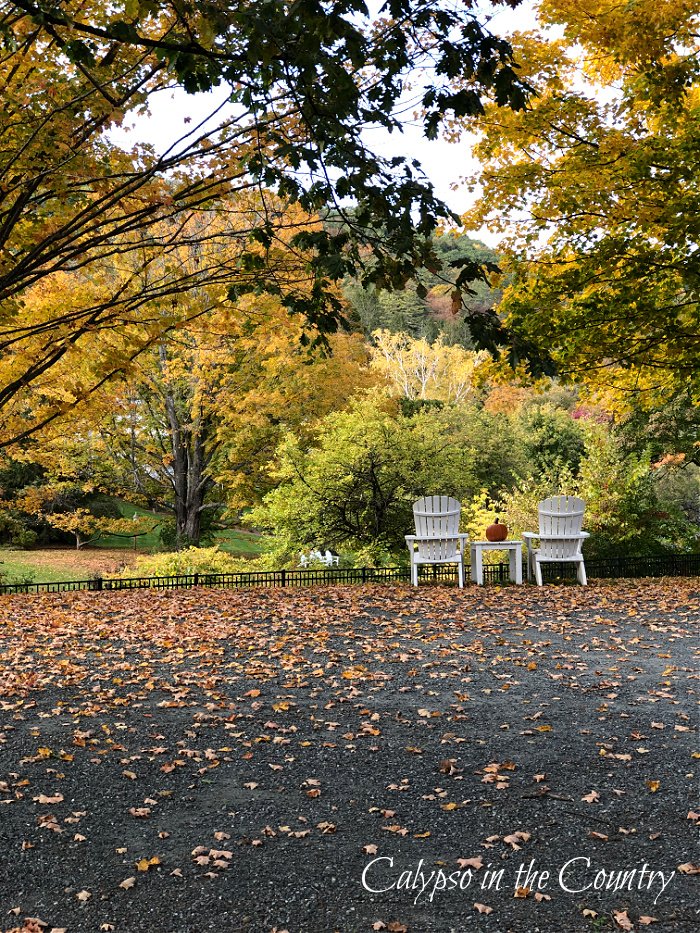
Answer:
[0, 579, 698, 933]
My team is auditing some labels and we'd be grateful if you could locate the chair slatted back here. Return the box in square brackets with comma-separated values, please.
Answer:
[413, 496, 461, 560]
[538, 495, 585, 559]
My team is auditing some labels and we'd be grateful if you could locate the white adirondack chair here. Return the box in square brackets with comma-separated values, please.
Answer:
[324, 550, 340, 566]
[405, 495, 469, 587]
[523, 495, 589, 586]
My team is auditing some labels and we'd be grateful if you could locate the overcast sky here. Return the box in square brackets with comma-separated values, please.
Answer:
[112, 1, 539, 247]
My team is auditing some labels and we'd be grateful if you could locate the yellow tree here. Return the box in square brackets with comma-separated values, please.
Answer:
[457, 0, 700, 410]
[0, 0, 531, 445]
[370, 329, 488, 403]
[11, 209, 375, 544]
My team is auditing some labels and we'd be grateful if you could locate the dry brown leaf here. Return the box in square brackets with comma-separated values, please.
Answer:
[614, 909, 634, 931]
[456, 856, 483, 870]
[33, 794, 63, 805]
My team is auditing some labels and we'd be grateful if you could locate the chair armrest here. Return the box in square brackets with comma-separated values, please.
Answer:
[524, 532, 588, 541]
[406, 533, 469, 543]
[538, 533, 589, 540]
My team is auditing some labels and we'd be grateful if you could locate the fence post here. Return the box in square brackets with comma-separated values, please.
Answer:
[281, 568, 286, 587]
[362, 566, 367, 584]
[95, 576, 103, 591]
[193, 572, 199, 588]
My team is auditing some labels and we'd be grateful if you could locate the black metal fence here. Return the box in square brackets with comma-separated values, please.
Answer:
[0, 552, 698, 596]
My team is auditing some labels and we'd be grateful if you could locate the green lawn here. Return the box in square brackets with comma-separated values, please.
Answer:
[92, 498, 166, 550]
[0, 550, 75, 584]
[96, 498, 266, 557]
[213, 527, 265, 556]
[0, 498, 267, 585]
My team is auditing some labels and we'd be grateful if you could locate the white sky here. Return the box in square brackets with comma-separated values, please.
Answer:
[112, 1, 540, 248]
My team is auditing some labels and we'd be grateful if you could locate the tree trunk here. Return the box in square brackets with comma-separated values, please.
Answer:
[161, 359, 214, 545]
[151, 342, 220, 546]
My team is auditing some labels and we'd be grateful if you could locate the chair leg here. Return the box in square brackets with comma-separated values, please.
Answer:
[535, 559, 543, 587]
[457, 561, 464, 589]
[473, 548, 484, 585]
[577, 560, 587, 586]
[412, 562, 418, 587]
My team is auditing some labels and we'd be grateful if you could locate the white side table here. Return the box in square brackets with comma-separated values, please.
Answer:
[470, 540, 523, 585]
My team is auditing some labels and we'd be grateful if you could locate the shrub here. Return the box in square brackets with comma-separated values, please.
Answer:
[111, 546, 250, 578]
[514, 402, 587, 476]
[158, 519, 179, 549]
[11, 527, 37, 549]
[498, 425, 697, 559]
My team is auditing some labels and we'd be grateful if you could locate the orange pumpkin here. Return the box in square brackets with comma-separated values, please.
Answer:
[485, 517, 508, 541]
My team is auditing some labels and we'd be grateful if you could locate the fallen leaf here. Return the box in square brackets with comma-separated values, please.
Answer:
[129, 807, 151, 818]
[136, 856, 160, 871]
[457, 856, 483, 870]
[614, 909, 634, 931]
[34, 794, 63, 805]
[473, 903, 493, 914]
